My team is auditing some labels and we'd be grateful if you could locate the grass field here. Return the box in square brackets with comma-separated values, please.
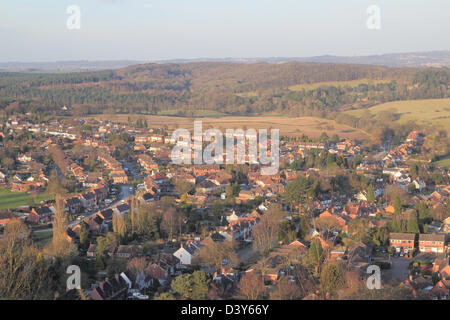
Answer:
[0, 188, 53, 209]
[31, 230, 53, 247]
[433, 156, 450, 169]
[345, 98, 450, 130]
[87, 114, 371, 140]
[288, 79, 393, 91]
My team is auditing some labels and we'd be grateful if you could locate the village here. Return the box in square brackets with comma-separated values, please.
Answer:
[0, 114, 449, 300]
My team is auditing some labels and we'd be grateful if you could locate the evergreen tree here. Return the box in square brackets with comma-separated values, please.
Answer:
[394, 196, 402, 216]
[367, 185, 375, 203]
[308, 237, 324, 273]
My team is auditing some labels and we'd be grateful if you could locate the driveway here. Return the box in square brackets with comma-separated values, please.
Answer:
[390, 257, 410, 282]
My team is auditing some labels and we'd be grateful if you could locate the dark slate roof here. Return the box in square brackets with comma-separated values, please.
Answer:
[99, 208, 113, 220]
[66, 197, 82, 206]
[143, 193, 153, 200]
[82, 192, 96, 200]
[211, 232, 226, 242]
[93, 215, 104, 225]
[35, 206, 52, 216]
[116, 203, 130, 213]
[67, 228, 77, 239]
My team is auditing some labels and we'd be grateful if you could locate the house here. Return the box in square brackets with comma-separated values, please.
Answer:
[389, 233, 416, 253]
[141, 192, 155, 204]
[432, 279, 450, 299]
[413, 179, 426, 192]
[97, 208, 114, 223]
[89, 274, 128, 300]
[0, 170, 7, 184]
[87, 243, 97, 257]
[173, 241, 201, 265]
[287, 239, 309, 250]
[29, 206, 53, 224]
[151, 172, 168, 185]
[114, 203, 130, 216]
[110, 171, 129, 184]
[193, 164, 221, 177]
[81, 192, 97, 208]
[116, 245, 137, 259]
[65, 197, 83, 214]
[196, 180, 220, 194]
[418, 234, 446, 253]
[93, 185, 108, 202]
[226, 211, 239, 223]
[138, 154, 159, 173]
[86, 215, 104, 233]
[0, 212, 14, 226]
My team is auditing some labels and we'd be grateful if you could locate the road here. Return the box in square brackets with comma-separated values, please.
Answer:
[237, 242, 255, 264]
[32, 184, 133, 233]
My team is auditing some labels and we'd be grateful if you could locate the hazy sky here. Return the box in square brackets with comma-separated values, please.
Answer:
[0, 0, 449, 62]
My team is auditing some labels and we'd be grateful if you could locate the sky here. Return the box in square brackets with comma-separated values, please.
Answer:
[0, 0, 449, 62]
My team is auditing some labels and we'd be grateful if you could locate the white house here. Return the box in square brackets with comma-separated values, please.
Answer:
[173, 241, 201, 265]
[413, 179, 426, 192]
[226, 211, 239, 223]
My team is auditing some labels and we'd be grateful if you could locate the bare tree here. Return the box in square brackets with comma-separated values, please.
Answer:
[0, 219, 51, 299]
[195, 238, 238, 271]
[269, 276, 302, 300]
[161, 208, 183, 241]
[252, 214, 279, 252]
[237, 273, 266, 300]
[49, 194, 75, 257]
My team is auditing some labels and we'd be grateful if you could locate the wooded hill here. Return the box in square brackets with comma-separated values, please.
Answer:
[0, 62, 448, 118]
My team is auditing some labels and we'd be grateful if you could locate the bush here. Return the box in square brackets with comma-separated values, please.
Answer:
[374, 261, 391, 270]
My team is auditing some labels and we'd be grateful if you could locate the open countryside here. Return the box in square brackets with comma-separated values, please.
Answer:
[86, 115, 371, 140]
[346, 98, 450, 130]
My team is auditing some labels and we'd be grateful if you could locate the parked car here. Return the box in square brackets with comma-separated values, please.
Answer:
[133, 292, 149, 300]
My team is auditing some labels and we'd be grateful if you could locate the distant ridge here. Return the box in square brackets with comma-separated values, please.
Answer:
[160, 51, 450, 68]
[0, 51, 449, 72]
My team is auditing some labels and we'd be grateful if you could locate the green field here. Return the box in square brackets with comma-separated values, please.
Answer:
[0, 188, 53, 209]
[31, 230, 53, 247]
[288, 79, 393, 91]
[345, 98, 450, 130]
[433, 156, 450, 169]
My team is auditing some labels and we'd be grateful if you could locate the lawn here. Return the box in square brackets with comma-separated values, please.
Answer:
[0, 188, 53, 209]
[345, 98, 450, 130]
[31, 230, 53, 248]
[433, 156, 450, 169]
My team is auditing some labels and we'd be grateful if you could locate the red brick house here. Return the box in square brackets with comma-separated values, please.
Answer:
[418, 234, 446, 253]
[389, 233, 416, 253]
